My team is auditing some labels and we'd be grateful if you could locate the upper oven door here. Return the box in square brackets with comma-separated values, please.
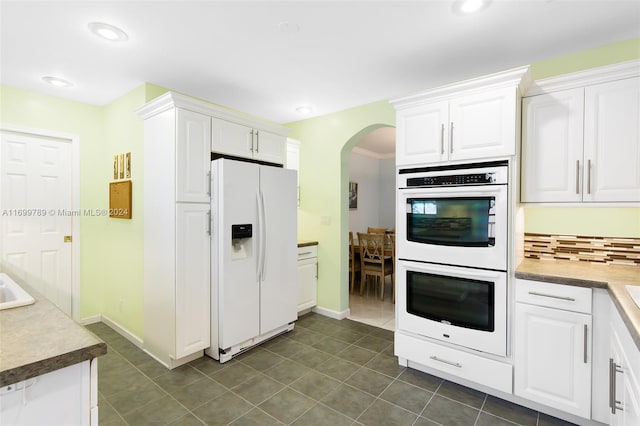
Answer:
[398, 184, 507, 271]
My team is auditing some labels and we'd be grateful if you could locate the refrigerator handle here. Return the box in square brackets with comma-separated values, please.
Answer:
[259, 190, 267, 280]
[256, 191, 264, 281]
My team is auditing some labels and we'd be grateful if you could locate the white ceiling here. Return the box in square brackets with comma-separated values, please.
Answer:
[2, 1, 639, 154]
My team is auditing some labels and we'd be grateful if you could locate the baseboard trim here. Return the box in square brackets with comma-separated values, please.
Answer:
[312, 305, 350, 320]
[100, 315, 144, 348]
[79, 315, 102, 325]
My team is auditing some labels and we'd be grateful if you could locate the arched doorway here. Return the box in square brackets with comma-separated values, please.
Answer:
[340, 125, 396, 330]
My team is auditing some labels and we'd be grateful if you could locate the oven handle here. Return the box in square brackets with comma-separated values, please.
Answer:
[398, 186, 506, 197]
[398, 259, 505, 280]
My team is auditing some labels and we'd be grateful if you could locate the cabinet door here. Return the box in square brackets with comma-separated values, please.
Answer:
[396, 101, 448, 166]
[175, 203, 211, 359]
[449, 87, 517, 162]
[211, 117, 253, 159]
[0, 361, 90, 425]
[584, 77, 640, 202]
[521, 88, 585, 202]
[253, 130, 286, 165]
[610, 301, 640, 426]
[297, 257, 317, 312]
[176, 109, 211, 203]
[514, 303, 592, 418]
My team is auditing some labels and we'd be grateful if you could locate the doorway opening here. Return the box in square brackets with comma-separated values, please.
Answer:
[345, 125, 396, 330]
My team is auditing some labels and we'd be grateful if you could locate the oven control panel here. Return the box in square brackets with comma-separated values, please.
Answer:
[407, 172, 496, 187]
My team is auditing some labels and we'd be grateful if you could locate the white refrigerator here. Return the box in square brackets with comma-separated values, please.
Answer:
[206, 158, 297, 362]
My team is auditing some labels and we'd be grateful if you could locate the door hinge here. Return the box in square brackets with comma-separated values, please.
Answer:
[64, 235, 72, 243]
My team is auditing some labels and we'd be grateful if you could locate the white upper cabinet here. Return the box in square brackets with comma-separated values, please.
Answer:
[396, 100, 448, 165]
[211, 117, 286, 165]
[521, 61, 640, 203]
[449, 87, 517, 162]
[176, 109, 211, 203]
[583, 77, 640, 202]
[521, 88, 585, 202]
[210, 117, 253, 159]
[392, 66, 529, 167]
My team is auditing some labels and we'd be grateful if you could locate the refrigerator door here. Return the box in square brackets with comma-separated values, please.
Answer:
[214, 159, 260, 349]
[259, 166, 298, 334]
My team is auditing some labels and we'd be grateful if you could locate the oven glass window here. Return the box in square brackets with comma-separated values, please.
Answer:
[406, 197, 495, 246]
[406, 271, 494, 332]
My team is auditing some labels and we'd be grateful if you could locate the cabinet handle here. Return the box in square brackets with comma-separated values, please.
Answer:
[610, 358, 624, 414]
[583, 324, 588, 364]
[207, 211, 211, 236]
[430, 355, 462, 368]
[299, 251, 313, 256]
[249, 130, 255, 152]
[449, 122, 454, 154]
[440, 123, 445, 155]
[527, 291, 576, 301]
[207, 171, 211, 196]
[587, 159, 592, 194]
[316, 262, 318, 279]
[576, 160, 580, 194]
[255, 130, 260, 153]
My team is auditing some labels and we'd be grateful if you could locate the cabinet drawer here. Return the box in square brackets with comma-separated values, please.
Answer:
[297, 245, 317, 260]
[515, 279, 592, 314]
[395, 331, 512, 394]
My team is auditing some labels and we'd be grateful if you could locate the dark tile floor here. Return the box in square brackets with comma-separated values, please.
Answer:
[87, 313, 577, 426]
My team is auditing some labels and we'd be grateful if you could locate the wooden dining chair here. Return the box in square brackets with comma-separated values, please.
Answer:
[357, 232, 393, 301]
[367, 227, 387, 234]
[348, 231, 361, 293]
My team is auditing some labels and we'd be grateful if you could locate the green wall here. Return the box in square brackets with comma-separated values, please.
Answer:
[287, 103, 395, 314]
[0, 83, 167, 337]
[287, 37, 640, 315]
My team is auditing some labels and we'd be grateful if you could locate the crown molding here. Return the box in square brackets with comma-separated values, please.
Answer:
[136, 91, 290, 136]
[351, 146, 395, 160]
[525, 59, 640, 97]
[390, 65, 531, 109]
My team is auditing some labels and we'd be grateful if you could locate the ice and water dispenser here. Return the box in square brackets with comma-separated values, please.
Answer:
[231, 224, 252, 260]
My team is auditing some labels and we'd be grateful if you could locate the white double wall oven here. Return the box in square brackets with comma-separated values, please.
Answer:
[396, 161, 510, 357]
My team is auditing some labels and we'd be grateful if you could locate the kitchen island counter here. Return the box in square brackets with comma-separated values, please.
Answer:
[0, 280, 106, 387]
[516, 259, 640, 351]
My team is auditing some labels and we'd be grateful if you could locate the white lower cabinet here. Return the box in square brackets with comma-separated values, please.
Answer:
[609, 297, 640, 426]
[0, 360, 97, 425]
[514, 303, 592, 418]
[514, 279, 593, 419]
[296, 245, 317, 313]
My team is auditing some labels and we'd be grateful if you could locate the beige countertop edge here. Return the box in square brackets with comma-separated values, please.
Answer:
[0, 280, 108, 387]
[0, 343, 107, 387]
[298, 240, 318, 247]
[516, 259, 640, 352]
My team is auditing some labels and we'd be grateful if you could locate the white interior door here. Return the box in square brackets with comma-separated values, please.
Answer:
[0, 131, 73, 315]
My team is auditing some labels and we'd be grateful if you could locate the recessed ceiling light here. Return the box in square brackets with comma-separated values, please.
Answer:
[295, 106, 313, 115]
[278, 21, 300, 33]
[41, 76, 73, 88]
[88, 22, 129, 41]
[453, 0, 490, 14]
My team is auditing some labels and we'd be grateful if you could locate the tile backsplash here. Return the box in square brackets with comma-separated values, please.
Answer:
[524, 233, 640, 267]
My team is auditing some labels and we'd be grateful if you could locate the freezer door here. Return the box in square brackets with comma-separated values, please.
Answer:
[259, 166, 298, 334]
[213, 159, 260, 349]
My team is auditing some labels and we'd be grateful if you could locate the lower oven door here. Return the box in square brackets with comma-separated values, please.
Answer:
[396, 259, 507, 357]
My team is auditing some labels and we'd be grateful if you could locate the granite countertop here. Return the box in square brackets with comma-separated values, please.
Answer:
[0, 280, 107, 387]
[516, 258, 640, 351]
[298, 240, 318, 247]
